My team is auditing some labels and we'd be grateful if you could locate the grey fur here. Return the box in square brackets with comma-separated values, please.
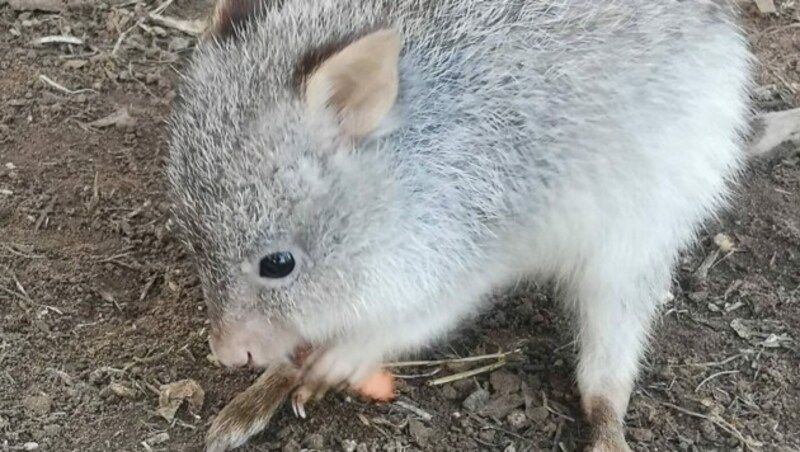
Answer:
[167, 0, 752, 444]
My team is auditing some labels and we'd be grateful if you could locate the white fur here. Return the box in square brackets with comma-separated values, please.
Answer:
[166, 0, 753, 438]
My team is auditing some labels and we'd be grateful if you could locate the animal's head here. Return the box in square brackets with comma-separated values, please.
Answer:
[166, 5, 405, 368]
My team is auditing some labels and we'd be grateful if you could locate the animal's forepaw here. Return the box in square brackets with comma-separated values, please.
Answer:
[290, 345, 376, 418]
[302, 345, 375, 386]
[586, 434, 632, 452]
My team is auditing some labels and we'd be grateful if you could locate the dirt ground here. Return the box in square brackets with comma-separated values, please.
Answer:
[1, 1, 799, 451]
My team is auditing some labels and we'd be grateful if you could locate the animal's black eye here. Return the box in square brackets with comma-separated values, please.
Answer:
[259, 252, 295, 278]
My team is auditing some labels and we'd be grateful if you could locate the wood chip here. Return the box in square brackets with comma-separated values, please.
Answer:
[88, 107, 137, 129]
[714, 233, 735, 253]
[748, 108, 800, 156]
[157, 379, 205, 422]
[108, 382, 136, 399]
[753, 0, 777, 14]
[5, 0, 65, 12]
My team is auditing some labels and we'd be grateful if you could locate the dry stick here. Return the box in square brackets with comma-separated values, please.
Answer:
[671, 354, 744, 369]
[542, 390, 576, 422]
[659, 401, 762, 451]
[385, 348, 522, 368]
[694, 370, 740, 393]
[9, 271, 29, 300]
[87, 171, 100, 211]
[111, 19, 144, 57]
[0, 285, 30, 307]
[148, 13, 206, 36]
[151, 0, 175, 15]
[31, 35, 83, 46]
[1, 243, 45, 259]
[760, 22, 800, 39]
[92, 251, 133, 263]
[393, 367, 442, 379]
[393, 400, 433, 421]
[749, 108, 800, 156]
[550, 422, 564, 452]
[38, 75, 96, 96]
[139, 274, 158, 302]
[467, 413, 533, 444]
[34, 197, 56, 231]
[693, 249, 719, 283]
[3, 271, 60, 316]
[426, 360, 507, 386]
[767, 67, 798, 95]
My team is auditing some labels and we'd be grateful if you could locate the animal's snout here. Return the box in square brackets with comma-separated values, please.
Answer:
[209, 317, 300, 368]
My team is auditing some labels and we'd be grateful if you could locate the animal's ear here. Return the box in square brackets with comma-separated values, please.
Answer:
[304, 29, 403, 140]
[208, 0, 282, 39]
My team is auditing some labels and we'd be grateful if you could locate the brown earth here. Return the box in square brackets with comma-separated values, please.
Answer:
[1, 1, 799, 451]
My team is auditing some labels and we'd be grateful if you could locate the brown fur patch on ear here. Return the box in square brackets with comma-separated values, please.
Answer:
[293, 32, 362, 89]
[209, 0, 284, 39]
[303, 29, 403, 139]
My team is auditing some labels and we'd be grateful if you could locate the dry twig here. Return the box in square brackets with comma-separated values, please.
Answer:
[148, 13, 206, 36]
[393, 400, 433, 421]
[694, 370, 740, 393]
[385, 348, 522, 368]
[31, 35, 83, 46]
[426, 360, 507, 386]
[660, 401, 762, 451]
[39, 75, 96, 96]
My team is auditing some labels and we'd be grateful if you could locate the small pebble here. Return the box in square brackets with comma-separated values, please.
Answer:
[145, 432, 170, 446]
[108, 382, 136, 399]
[303, 433, 325, 449]
[408, 418, 432, 445]
[462, 388, 490, 412]
[452, 379, 474, 395]
[489, 370, 522, 395]
[526, 405, 549, 422]
[478, 429, 496, 443]
[42, 424, 61, 437]
[700, 420, 719, 441]
[441, 384, 459, 400]
[506, 409, 528, 429]
[22, 394, 52, 416]
[23, 443, 39, 451]
[341, 439, 358, 452]
[714, 233, 734, 252]
[168, 37, 191, 51]
[282, 439, 301, 452]
[629, 427, 654, 443]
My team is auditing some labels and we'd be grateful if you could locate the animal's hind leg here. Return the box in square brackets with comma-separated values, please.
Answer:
[565, 252, 672, 451]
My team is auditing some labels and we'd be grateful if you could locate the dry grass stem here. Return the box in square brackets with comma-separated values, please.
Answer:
[660, 401, 763, 451]
[385, 348, 522, 368]
[426, 360, 507, 386]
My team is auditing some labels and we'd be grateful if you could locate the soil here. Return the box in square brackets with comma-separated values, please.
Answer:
[1, 1, 799, 451]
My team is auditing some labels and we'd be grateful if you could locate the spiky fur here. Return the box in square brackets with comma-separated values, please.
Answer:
[167, 0, 752, 443]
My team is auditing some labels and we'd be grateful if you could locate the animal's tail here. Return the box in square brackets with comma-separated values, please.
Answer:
[205, 364, 298, 452]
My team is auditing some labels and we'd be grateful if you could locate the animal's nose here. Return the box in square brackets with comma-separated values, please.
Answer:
[208, 335, 253, 367]
[208, 317, 300, 368]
